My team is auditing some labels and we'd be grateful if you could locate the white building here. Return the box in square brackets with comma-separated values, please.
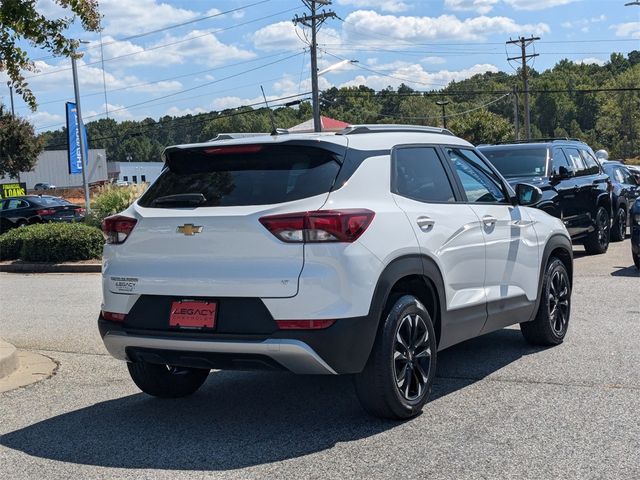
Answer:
[1, 149, 108, 189]
[108, 161, 164, 184]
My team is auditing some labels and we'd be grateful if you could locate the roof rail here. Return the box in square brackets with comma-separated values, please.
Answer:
[338, 124, 454, 136]
[208, 132, 269, 141]
[495, 137, 584, 145]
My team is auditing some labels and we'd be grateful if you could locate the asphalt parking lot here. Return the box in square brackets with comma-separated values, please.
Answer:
[0, 240, 638, 479]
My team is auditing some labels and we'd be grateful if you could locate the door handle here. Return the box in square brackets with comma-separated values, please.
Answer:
[416, 216, 435, 231]
[482, 215, 497, 227]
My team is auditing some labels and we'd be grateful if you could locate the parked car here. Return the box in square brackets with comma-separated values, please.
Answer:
[601, 162, 639, 241]
[631, 199, 640, 269]
[33, 183, 56, 191]
[98, 125, 573, 420]
[478, 139, 612, 255]
[626, 164, 640, 184]
[0, 195, 85, 233]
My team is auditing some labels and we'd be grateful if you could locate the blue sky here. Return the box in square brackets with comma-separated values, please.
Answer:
[2, 0, 638, 132]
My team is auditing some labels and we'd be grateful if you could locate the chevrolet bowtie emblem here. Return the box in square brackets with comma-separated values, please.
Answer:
[177, 224, 203, 236]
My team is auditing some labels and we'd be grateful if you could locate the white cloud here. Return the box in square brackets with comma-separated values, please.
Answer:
[421, 56, 447, 65]
[504, 0, 579, 10]
[87, 31, 255, 68]
[337, 0, 410, 13]
[340, 63, 499, 91]
[561, 14, 606, 31]
[444, 0, 500, 15]
[165, 106, 206, 117]
[445, 0, 577, 13]
[26, 110, 64, 129]
[252, 21, 340, 51]
[611, 22, 640, 40]
[577, 57, 606, 66]
[342, 11, 550, 43]
[99, 0, 198, 36]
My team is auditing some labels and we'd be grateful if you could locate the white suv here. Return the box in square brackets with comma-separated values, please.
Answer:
[99, 125, 573, 419]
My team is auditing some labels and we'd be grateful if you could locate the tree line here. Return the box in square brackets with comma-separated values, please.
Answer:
[38, 51, 640, 163]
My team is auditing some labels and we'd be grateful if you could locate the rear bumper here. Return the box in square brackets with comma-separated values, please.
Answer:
[98, 313, 378, 375]
[102, 330, 337, 374]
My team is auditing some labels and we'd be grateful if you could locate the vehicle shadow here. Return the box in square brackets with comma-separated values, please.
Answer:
[1, 329, 543, 471]
[610, 265, 640, 277]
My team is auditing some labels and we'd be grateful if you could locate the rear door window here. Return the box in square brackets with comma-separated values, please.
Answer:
[393, 146, 456, 203]
[564, 148, 586, 176]
[138, 144, 341, 208]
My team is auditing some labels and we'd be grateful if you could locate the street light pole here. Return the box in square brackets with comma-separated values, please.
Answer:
[7, 82, 15, 117]
[70, 42, 91, 213]
[436, 100, 449, 129]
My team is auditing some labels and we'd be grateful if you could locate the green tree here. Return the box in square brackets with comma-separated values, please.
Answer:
[449, 109, 513, 145]
[0, 0, 101, 110]
[0, 105, 43, 177]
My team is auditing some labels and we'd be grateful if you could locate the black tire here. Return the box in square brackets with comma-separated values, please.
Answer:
[584, 206, 610, 255]
[127, 361, 209, 398]
[521, 257, 571, 346]
[16, 219, 28, 228]
[354, 295, 437, 420]
[611, 207, 626, 242]
[634, 252, 640, 270]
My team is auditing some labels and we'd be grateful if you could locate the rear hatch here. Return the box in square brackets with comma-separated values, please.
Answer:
[104, 138, 348, 298]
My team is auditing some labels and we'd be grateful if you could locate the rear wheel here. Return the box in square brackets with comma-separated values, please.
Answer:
[634, 251, 640, 270]
[584, 207, 610, 255]
[355, 295, 437, 420]
[521, 257, 571, 346]
[611, 207, 626, 242]
[127, 362, 209, 398]
[15, 219, 28, 228]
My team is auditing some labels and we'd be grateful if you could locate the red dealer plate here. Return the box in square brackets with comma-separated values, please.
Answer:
[169, 300, 217, 329]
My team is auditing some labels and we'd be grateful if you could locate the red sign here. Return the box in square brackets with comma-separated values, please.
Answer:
[169, 301, 216, 329]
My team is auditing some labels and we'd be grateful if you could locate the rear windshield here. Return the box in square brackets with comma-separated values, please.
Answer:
[138, 144, 341, 208]
[480, 147, 547, 178]
[32, 197, 71, 206]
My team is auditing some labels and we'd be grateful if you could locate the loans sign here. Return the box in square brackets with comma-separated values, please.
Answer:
[0, 182, 27, 199]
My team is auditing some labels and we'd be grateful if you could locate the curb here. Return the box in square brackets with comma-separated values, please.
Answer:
[0, 262, 101, 273]
[0, 339, 19, 379]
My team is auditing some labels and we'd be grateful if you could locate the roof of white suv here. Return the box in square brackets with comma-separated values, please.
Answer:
[167, 124, 473, 153]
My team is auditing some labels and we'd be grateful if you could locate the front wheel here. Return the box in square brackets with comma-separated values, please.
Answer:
[611, 207, 627, 242]
[127, 362, 209, 398]
[584, 206, 610, 255]
[355, 295, 437, 420]
[521, 257, 571, 346]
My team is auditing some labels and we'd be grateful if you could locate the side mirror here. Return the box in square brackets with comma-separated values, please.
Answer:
[515, 183, 542, 206]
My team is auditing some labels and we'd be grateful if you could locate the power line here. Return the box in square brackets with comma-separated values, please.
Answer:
[41, 93, 312, 148]
[25, 7, 299, 80]
[30, 0, 273, 62]
[34, 51, 305, 131]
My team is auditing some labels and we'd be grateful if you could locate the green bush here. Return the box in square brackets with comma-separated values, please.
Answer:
[0, 223, 104, 262]
[85, 183, 147, 228]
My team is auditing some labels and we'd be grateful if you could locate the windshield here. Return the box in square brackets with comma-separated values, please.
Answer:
[480, 147, 547, 178]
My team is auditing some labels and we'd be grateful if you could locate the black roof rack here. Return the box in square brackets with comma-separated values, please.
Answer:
[338, 124, 454, 136]
[495, 137, 584, 145]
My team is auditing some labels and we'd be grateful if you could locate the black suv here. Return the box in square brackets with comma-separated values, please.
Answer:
[601, 161, 639, 241]
[479, 139, 612, 255]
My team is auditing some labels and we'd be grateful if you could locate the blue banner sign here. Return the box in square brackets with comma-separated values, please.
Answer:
[66, 102, 89, 174]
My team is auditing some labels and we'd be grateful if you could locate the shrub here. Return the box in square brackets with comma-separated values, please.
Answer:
[0, 223, 104, 262]
[85, 183, 147, 228]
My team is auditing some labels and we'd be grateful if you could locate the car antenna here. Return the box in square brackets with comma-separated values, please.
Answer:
[260, 85, 278, 136]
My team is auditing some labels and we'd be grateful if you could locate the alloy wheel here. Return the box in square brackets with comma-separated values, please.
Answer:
[597, 209, 610, 250]
[393, 313, 432, 401]
[617, 209, 626, 239]
[548, 269, 570, 336]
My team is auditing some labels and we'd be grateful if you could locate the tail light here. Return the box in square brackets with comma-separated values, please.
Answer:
[102, 215, 137, 244]
[77, 208, 86, 215]
[36, 208, 56, 216]
[276, 319, 335, 330]
[259, 209, 375, 243]
[101, 310, 126, 323]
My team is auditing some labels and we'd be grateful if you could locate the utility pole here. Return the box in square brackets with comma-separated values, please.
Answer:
[293, 1, 336, 132]
[512, 85, 520, 140]
[507, 36, 539, 140]
[6, 82, 15, 117]
[436, 100, 449, 129]
[71, 42, 91, 213]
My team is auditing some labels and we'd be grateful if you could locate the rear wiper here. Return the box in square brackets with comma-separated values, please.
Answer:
[151, 193, 206, 207]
